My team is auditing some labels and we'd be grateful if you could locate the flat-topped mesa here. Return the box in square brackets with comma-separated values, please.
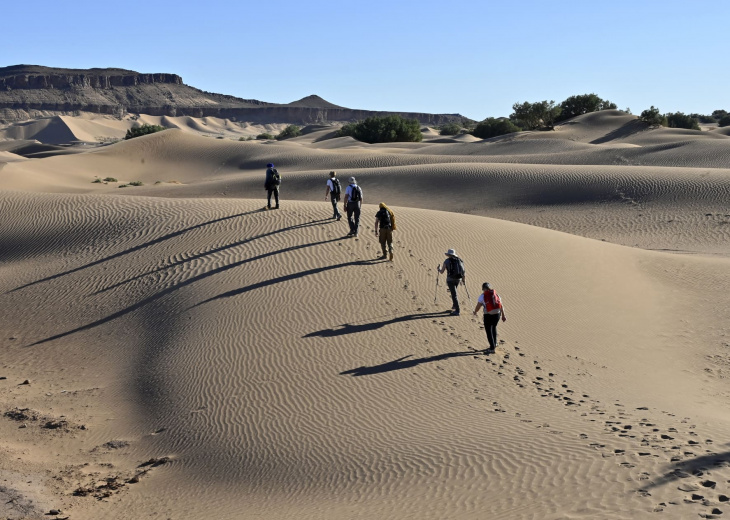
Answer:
[0, 65, 182, 90]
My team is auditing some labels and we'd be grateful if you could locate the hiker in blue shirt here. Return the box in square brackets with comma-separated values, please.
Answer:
[342, 176, 363, 237]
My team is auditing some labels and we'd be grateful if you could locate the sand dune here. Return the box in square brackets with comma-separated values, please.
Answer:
[1, 109, 729, 519]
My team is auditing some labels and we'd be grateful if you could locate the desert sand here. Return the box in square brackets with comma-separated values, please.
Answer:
[1, 110, 729, 519]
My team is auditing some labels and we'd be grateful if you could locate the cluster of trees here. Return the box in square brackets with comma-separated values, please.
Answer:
[337, 115, 423, 143]
[124, 123, 166, 140]
[639, 107, 729, 129]
[331, 95, 728, 145]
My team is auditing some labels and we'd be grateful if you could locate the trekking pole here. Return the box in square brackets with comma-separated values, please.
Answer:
[433, 266, 440, 305]
[463, 279, 473, 305]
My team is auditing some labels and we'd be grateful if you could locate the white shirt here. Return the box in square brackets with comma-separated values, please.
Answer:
[478, 292, 503, 315]
[326, 178, 336, 191]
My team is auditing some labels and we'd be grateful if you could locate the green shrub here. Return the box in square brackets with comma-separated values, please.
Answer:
[639, 106, 668, 127]
[239, 136, 255, 141]
[336, 115, 422, 143]
[691, 113, 717, 124]
[712, 110, 728, 121]
[556, 94, 617, 122]
[92, 178, 102, 183]
[124, 124, 166, 140]
[510, 100, 561, 130]
[103, 177, 118, 182]
[276, 125, 302, 140]
[118, 184, 128, 188]
[256, 133, 275, 140]
[439, 122, 463, 136]
[128, 181, 144, 186]
[666, 112, 700, 130]
[471, 118, 522, 139]
[718, 114, 730, 127]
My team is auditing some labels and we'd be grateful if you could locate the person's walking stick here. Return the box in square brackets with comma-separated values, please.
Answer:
[434, 266, 440, 305]
[463, 279, 472, 305]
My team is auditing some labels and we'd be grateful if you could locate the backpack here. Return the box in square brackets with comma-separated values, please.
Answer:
[330, 177, 341, 197]
[377, 208, 391, 228]
[349, 185, 362, 202]
[484, 290, 502, 312]
[446, 257, 465, 279]
[271, 168, 281, 186]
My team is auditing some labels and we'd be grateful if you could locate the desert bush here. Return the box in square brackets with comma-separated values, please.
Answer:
[239, 136, 255, 141]
[510, 100, 561, 130]
[276, 125, 302, 140]
[556, 93, 617, 122]
[337, 115, 422, 143]
[691, 113, 717, 124]
[256, 133, 275, 140]
[471, 118, 521, 139]
[666, 112, 700, 130]
[639, 106, 668, 127]
[103, 177, 118, 182]
[439, 122, 463, 136]
[718, 114, 730, 127]
[712, 110, 728, 121]
[92, 178, 102, 183]
[124, 124, 166, 140]
[128, 181, 144, 186]
[118, 184, 128, 188]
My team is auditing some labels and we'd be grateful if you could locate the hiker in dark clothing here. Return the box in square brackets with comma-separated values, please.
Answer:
[324, 171, 342, 220]
[264, 163, 281, 209]
[438, 248, 465, 316]
[342, 176, 363, 237]
[373, 202, 396, 261]
[473, 282, 507, 352]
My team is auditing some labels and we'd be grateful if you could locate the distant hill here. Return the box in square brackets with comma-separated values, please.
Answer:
[0, 65, 467, 125]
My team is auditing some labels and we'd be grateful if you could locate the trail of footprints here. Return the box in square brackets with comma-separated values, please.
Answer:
[318, 212, 729, 517]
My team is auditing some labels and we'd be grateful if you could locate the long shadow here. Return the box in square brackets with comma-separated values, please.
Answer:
[590, 119, 647, 144]
[190, 258, 380, 308]
[340, 350, 476, 377]
[643, 449, 730, 490]
[94, 217, 332, 294]
[304, 310, 451, 338]
[28, 235, 348, 346]
[7, 208, 265, 294]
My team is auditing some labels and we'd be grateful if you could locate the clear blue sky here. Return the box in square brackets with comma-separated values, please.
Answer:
[2, 0, 728, 120]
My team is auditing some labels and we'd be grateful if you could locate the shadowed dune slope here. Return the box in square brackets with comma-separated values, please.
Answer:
[1, 194, 729, 519]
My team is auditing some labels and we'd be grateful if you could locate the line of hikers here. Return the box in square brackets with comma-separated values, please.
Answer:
[265, 163, 507, 352]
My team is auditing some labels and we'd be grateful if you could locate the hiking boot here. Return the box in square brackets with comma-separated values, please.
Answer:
[378, 254, 387, 260]
[450, 310, 460, 316]
[336, 216, 342, 221]
[274, 205, 280, 209]
[388, 251, 393, 261]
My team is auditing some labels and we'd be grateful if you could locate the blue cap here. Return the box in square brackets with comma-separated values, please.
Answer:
[267, 163, 274, 167]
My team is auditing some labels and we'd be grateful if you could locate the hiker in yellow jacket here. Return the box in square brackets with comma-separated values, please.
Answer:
[373, 202, 397, 261]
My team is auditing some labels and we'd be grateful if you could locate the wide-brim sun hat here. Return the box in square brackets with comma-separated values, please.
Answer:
[445, 248, 457, 256]
[349, 176, 356, 184]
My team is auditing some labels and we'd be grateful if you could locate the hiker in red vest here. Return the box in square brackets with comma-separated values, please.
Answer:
[473, 282, 507, 352]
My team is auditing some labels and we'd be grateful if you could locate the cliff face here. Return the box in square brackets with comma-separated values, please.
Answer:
[0, 65, 468, 125]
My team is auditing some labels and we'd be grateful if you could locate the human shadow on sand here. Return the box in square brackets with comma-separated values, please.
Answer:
[93, 217, 332, 294]
[27, 233, 351, 346]
[643, 449, 730, 491]
[7, 208, 267, 294]
[340, 350, 476, 377]
[304, 310, 451, 338]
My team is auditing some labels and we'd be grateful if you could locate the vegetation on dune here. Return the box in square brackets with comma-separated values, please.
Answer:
[471, 118, 521, 139]
[556, 94, 617, 123]
[639, 106, 668, 127]
[438, 122, 464, 136]
[718, 114, 730, 128]
[256, 133, 275, 140]
[509, 100, 561, 130]
[337, 115, 422, 143]
[124, 124, 166, 140]
[276, 125, 302, 140]
[665, 112, 700, 130]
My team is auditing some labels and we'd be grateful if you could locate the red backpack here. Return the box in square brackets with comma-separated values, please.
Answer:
[484, 290, 502, 312]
